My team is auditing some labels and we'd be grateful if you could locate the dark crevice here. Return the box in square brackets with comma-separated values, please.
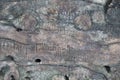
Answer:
[0, 20, 22, 32]
[16, 28, 23, 32]
[11, 23, 23, 32]
[104, 0, 112, 14]
[104, 65, 111, 73]
[5, 55, 14, 61]
[0, 65, 10, 75]
[25, 76, 31, 80]
[10, 75, 15, 80]
[35, 59, 41, 63]
[64, 75, 69, 80]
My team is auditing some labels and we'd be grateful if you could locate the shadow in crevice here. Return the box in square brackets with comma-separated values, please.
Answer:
[104, 65, 111, 73]
[0, 65, 10, 75]
[64, 75, 69, 80]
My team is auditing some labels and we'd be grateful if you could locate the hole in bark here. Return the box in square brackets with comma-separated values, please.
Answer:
[10, 75, 15, 80]
[5, 55, 14, 61]
[35, 59, 41, 63]
[16, 28, 23, 32]
[104, 65, 111, 73]
[25, 77, 31, 80]
[64, 75, 69, 80]
[11, 24, 22, 32]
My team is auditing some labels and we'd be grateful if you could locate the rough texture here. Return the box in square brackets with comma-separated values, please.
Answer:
[0, 0, 120, 80]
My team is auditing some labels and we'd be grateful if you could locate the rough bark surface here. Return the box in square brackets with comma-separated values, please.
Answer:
[0, 0, 120, 80]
